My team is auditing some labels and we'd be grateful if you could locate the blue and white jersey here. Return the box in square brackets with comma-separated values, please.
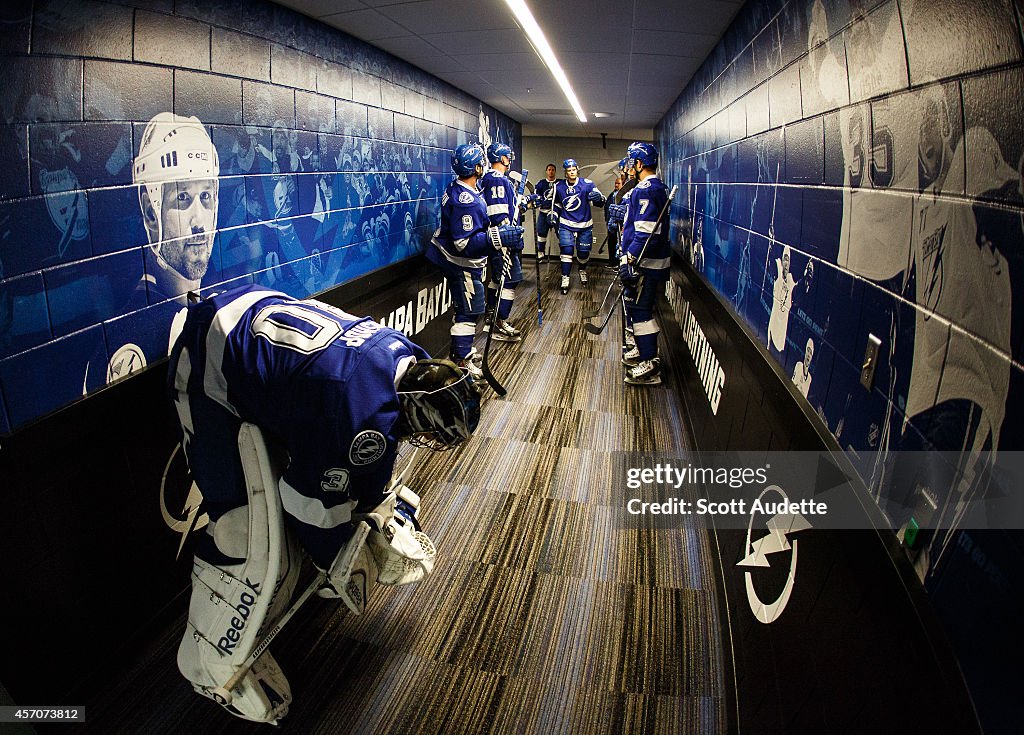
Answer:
[428, 178, 491, 272]
[169, 285, 429, 568]
[552, 178, 603, 231]
[621, 176, 670, 277]
[534, 178, 556, 212]
[480, 169, 515, 226]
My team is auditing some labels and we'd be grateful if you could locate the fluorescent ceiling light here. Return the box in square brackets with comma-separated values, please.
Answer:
[503, 0, 588, 124]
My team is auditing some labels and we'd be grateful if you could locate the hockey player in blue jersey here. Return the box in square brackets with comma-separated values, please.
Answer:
[533, 163, 558, 262]
[481, 142, 525, 343]
[169, 284, 480, 723]
[615, 142, 670, 385]
[549, 158, 605, 294]
[427, 143, 523, 378]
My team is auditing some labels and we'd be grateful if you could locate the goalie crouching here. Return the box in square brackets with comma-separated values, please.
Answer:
[169, 285, 480, 724]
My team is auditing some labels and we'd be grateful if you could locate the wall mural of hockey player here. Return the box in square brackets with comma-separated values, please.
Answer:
[169, 285, 481, 724]
[799, 0, 915, 483]
[549, 158, 606, 294]
[792, 337, 814, 398]
[85, 113, 221, 389]
[136, 113, 220, 304]
[803, 0, 1018, 572]
[766, 246, 813, 362]
[887, 123, 1017, 572]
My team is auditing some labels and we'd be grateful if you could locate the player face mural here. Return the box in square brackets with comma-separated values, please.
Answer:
[154, 179, 218, 281]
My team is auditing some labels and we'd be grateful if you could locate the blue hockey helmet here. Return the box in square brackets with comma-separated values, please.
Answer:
[562, 158, 579, 171]
[486, 142, 514, 164]
[396, 359, 480, 451]
[618, 156, 628, 172]
[451, 143, 486, 177]
[627, 141, 658, 170]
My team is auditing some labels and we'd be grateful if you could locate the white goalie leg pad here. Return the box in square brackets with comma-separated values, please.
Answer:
[177, 423, 299, 723]
[318, 521, 377, 615]
[191, 649, 292, 725]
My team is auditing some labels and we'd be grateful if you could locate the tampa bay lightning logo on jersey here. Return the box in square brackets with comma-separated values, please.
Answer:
[563, 194, 582, 212]
[350, 430, 387, 465]
[458, 191, 474, 204]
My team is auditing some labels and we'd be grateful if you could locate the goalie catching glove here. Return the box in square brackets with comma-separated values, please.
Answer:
[318, 486, 436, 615]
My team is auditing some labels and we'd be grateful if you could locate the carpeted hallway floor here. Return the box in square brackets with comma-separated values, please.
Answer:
[74, 264, 728, 735]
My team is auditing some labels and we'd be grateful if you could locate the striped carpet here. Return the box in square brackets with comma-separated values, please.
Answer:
[77, 264, 727, 735]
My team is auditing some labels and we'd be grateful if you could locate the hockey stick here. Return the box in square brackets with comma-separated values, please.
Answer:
[759, 161, 781, 297]
[584, 184, 678, 335]
[583, 288, 622, 334]
[210, 569, 327, 707]
[531, 194, 543, 326]
[480, 250, 509, 397]
[583, 275, 618, 320]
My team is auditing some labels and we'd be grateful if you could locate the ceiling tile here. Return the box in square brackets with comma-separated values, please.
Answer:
[401, 53, 470, 74]
[319, 9, 409, 40]
[421, 30, 533, 55]
[275, 0, 365, 16]
[634, 0, 743, 35]
[276, 0, 740, 133]
[370, 34, 446, 58]
[378, 0, 515, 34]
[450, 51, 544, 73]
[360, 0, 426, 6]
[632, 29, 719, 58]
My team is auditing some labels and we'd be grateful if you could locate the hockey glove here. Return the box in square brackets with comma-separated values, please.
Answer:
[519, 193, 540, 212]
[487, 226, 504, 253]
[606, 202, 627, 225]
[587, 190, 605, 206]
[619, 254, 640, 287]
[547, 212, 558, 227]
[498, 224, 524, 247]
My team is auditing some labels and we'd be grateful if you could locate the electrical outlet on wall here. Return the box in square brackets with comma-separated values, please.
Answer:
[860, 333, 882, 390]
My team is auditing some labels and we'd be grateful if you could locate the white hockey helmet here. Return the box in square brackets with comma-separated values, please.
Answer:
[134, 113, 220, 244]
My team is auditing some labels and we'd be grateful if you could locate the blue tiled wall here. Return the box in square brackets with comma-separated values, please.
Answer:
[658, 0, 1024, 479]
[656, 1, 1023, 727]
[0, 0, 520, 432]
